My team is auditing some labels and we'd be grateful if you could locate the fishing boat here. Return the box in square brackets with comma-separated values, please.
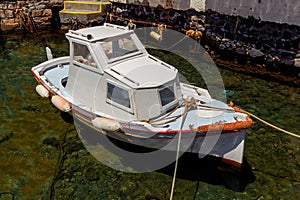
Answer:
[31, 23, 253, 169]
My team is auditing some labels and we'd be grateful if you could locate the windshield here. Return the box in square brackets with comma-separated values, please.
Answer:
[99, 35, 139, 60]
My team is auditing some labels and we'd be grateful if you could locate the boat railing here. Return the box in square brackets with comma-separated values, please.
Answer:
[104, 23, 129, 31]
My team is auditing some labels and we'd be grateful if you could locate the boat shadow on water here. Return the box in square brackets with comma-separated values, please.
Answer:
[71, 114, 255, 193]
[158, 154, 255, 193]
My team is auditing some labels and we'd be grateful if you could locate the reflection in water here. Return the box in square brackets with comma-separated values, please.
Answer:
[0, 32, 299, 199]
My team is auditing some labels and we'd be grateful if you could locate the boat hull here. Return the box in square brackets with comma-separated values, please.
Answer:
[73, 107, 245, 169]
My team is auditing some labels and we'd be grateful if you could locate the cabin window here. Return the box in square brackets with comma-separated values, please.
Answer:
[107, 82, 131, 108]
[99, 35, 138, 60]
[73, 43, 96, 67]
[159, 85, 175, 107]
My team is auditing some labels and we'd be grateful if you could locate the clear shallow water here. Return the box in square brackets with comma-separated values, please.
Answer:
[0, 32, 299, 199]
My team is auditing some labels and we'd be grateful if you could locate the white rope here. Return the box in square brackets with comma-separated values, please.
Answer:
[170, 103, 189, 200]
[168, 101, 299, 198]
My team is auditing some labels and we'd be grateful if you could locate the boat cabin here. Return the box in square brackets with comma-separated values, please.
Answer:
[65, 23, 182, 121]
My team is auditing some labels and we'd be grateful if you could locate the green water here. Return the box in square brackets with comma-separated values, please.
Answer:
[0, 32, 299, 200]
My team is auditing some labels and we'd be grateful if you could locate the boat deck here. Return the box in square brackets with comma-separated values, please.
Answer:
[44, 64, 69, 91]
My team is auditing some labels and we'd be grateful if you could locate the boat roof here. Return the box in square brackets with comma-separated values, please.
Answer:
[66, 23, 133, 42]
[66, 23, 178, 89]
[106, 56, 178, 89]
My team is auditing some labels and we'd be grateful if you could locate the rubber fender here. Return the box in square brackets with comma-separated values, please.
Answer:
[92, 117, 120, 132]
[150, 31, 162, 41]
[36, 85, 49, 98]
[51, 95, 71, 112]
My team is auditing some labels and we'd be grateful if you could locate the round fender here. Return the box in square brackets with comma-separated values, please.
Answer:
[51, 95, 71, 112]
[150, 31, 162, 41]
[92, 117, 120, 132]
[36, 85, 49, 98]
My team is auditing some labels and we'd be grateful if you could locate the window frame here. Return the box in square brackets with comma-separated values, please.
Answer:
[72, 42, 98, 70]
[106, 80, 133, 113]
[158, 84, 177, 109]
[98, 33, 140, 62]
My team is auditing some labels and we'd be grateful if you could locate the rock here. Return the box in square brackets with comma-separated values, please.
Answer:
[145, 195, 160, 200]
[85, 168, 99, 181]
[42, 8, 52, 17]
[64, 142, 85, 154]
[32, 9, 43, 17]
[0, 19, 19, 32]
[0, 132, 13, 144]
[0, 10, 4, 18]
[42, 137, 60, 148]
[7, 3, 14, 9]
[4, 9, 14, 18]
[294, 58, 300, 67]
[0, 191, 15, 200]
[36, 4, 46, 10]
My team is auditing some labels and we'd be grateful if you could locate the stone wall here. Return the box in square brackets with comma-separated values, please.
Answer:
[110, 0, 199, 11]
[0, 0, 63, 33]
[110, 0, 300, 26]
[206, 0, 300, 26]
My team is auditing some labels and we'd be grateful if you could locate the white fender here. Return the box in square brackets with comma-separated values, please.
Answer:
[92, 117, 120, 132]
[150, 31, 162, 41]
[36, 85, 49, 98]
[51, 95, 71, 112]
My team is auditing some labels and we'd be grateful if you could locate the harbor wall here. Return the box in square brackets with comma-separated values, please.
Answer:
[1, 0, 299, 32]
[111, 0, 300, 26]
[110, 0, 205, 11]
[0, 0, 62, 33]
[206, 0, 300, 26]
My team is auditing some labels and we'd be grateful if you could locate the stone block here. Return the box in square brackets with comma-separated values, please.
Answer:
[36, 4, 46, 10]
[34, 16, 50, 23]
[43, 9, 52, 17]
[41, 16, 51, 21]
[8, 3, 15, 10]
[32, 9, 43, 17]
[1, 19, 19, 32]
[17, 1, 26, 8]
[5, 10, 14, 18]
[2, 4, 7, 9]
[294, 58, 300, 68]
[32, 17, 42, 23]
[0, 10, 5, 18]
[2, 18, 17, 24]
[50, 0, 65, 4]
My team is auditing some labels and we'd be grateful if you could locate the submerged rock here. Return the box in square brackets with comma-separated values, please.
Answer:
[42, 137, 60, 148]
[0, 131, 13, 144]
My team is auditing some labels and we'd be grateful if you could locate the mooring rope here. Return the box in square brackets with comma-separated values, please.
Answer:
[168, 100, 299, 199]
[170, 102, 189, 200]
[195, 103, 300, 139]
[149, 99, 299, 139]
[243, 111, 300, 139]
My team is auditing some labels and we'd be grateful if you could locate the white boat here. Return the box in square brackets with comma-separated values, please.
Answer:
[31, 23, 253, 170]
